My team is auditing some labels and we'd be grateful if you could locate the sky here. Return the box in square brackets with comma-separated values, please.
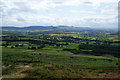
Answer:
[0, 0, 119, 29]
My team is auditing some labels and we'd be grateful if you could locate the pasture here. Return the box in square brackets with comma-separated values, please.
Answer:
[2, 30, 120, 79]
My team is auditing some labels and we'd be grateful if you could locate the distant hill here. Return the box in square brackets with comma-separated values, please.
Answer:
[2, 26, 56, 30]
[54, 25, 91, 32]
[1, 26, 91, 31]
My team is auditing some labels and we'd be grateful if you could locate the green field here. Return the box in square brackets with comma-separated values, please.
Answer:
[2, 30, 120, 79]
[2, 47, 120, 78]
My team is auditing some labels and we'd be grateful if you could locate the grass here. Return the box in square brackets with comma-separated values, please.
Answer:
[2, 47, 119, 66]
[2, 30, 120, 78]
[2, 47, 120, 78]
[43, 43, 79, 50]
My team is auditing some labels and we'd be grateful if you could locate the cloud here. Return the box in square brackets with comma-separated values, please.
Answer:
[101, 9, 117, 15]
[71, 10, 95, 14]
[0, 0, 118, 29]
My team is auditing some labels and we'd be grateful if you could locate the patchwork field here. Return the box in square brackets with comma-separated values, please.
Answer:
[1, 30, 120, 79]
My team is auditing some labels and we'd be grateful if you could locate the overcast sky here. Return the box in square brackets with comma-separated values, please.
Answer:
[0, 0, 119, 29]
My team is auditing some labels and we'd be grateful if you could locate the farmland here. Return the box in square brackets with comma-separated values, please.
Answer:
[1, 29, 120, 79]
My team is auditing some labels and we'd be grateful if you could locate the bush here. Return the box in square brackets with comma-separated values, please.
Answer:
[11, 46, 14, 48]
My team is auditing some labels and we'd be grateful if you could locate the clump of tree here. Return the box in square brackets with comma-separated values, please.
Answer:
[11, 46, 14, 48]
[2, 41, 9, 48]
[38, 44, 45, 49]
[78, 43, 120, 57]
[28, 44, 45, 50]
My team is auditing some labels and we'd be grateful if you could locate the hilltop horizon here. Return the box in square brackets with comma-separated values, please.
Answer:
[1, 25, 118, 30]
[1, 25, 118, 31]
